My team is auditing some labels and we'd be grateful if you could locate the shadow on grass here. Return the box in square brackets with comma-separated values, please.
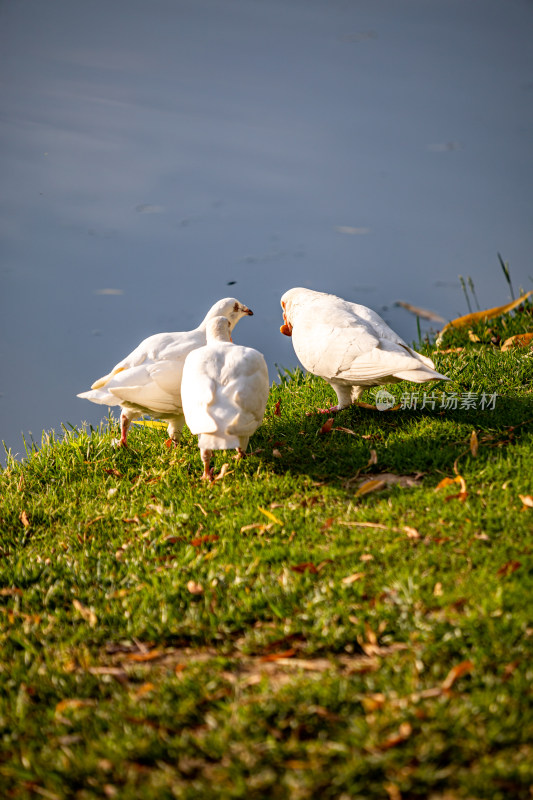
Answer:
[249, 395, 533, 483]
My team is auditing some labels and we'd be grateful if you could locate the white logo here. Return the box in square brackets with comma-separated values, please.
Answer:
[375, 389, 395, 411]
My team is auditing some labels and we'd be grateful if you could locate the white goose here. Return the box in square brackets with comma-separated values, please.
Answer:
[181, 316, 269, 479]
[77, 298, 253, 446]
[280, 287, 448, 412]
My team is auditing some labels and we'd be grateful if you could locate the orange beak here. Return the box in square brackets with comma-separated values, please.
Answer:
[280, 308, 292, 336]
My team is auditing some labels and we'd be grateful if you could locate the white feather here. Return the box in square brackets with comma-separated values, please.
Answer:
[281, 288, 448, 409]
[77, 297, 253, 444]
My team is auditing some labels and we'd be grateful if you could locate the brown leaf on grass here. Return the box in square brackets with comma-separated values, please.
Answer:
[190, 534, 219, 547]
[55, 698, 96, 714]
[291, 562, 317, 574]
[272, 448, 282, 458]
[214, 463, 232, 481]
[439, 346, 464, 353]
[122, 516, 141, 525]
[403, 526, 420, 540]
[321, 517, 334, 531]
[368, 449, 378, 466]
[72, 599, 97, 627]
[470, 430, 479, 457]
[355, 479, 386, 497]
[334, 425, 357, 436]
[436, 291, 533, 344]
[436, 474, 467, 502]
[259, 648, 296, 662]
[395, 300, 445, 322]
[338, 521, 389, 530]
[0, 587, 23, 596]
[187, 581, 204, 595]
[497, 560, 521, 577]
[501, 331, 533, 351]
[318, 417, 334, 435]
[104, 468, 122, 478]
[341, 572, 365, 585]
[441, 660, 474, 690]
[274, 399, 282, 416]
[133, 682, 155, 699]
[519, 495, 533, 509]
[125, 650, 164, 663]
[379, 722, 413, 750]
[20, 510, 30, 528]
[258, 506, 284, 525]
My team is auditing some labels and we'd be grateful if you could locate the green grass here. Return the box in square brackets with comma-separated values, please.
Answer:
[1, 303, 532, 800]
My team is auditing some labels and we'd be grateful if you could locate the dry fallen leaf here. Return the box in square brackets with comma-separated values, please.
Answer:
[395, 300, 445, 322]
[436, 291, 533, 344]
[379, 722, 413, 750]
[187, 581, 204, 595]
[334, 425, 357, 436]
[501, 332, 533, 351]
[257, 506, 283, 525]
[318, 417, 335, 435]
[55, 699, 95, 714]
[272, 448, 282, 459]
[341, 572, 365, 585]
[19, 510, 30, 528]
[214, 463, 231, 481]
[367, 449, 378, 466]
[441, 660, 474, 690]
[403, 525, 420, 540]
[190, 534, 219, 547]
[470, 430, 479, 457]
[72, 599, 97, 628]
[274, 399, 282, 416]
[497, 560, 521, 577]
[125, 650, 164, 663]
[436, 474, 467, 502]
[133, 682, 155, 699]
[0, 587, 23, 597]
[291, 562, 319, 574]
[519, 494, 533, 509]
[259, 648, 296, 662]
[355, 479, 386, 497]
[338, 521, 389, 530]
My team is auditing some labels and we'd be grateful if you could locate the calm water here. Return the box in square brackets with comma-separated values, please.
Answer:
[1, 0, 533, 462]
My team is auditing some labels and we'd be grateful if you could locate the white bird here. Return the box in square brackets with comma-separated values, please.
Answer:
[181, 316, 269, 480]
[280, 287, 449, 412]
[77, 298, 253, 446]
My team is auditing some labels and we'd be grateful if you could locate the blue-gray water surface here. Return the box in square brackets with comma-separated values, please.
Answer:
[1, 0, 533, 462]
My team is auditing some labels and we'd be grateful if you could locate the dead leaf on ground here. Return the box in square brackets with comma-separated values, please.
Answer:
[132, 682, 155, 699]
[214, 463, 232, 481]
[403, 526, 420, 540]
[341, 572, 365, 585]
[436, 291, 533, 344]
[257, 506, 283, 525]
[395, 300, 445, 322]
[441, 660, 474, 690]
[501, 332, 533, 351]
[367, 449, 378, 466]
[0, 587, 23, 596]
[334, 425, 357, 436]
[318, 417, 334, 435]
[338, 521, 389, 530]
[259, 649, 296, 662]
[190, 534, 219, 547]
[55, 698, 96, 714]
[436, 474, 467, 502]
[291, 562, 319, 574]
[470, 430, 479, 457]
[125, 650, 165, 663]
[378, 722, 413, 750]
[272, 448, 282, 458]
[274, 399, 282, 416]
[187, 581, 204, 595]
[103, 468, 122, 478]
[72, 599, 97, 628]
[519, 494, 533, 509]
[497, 560, 521, 577]
[355, 479, 386, 497]
[19, 510, 30, 528]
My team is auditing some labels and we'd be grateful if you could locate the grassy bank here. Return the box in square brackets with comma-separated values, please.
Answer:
[1, 304, 532, 799]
